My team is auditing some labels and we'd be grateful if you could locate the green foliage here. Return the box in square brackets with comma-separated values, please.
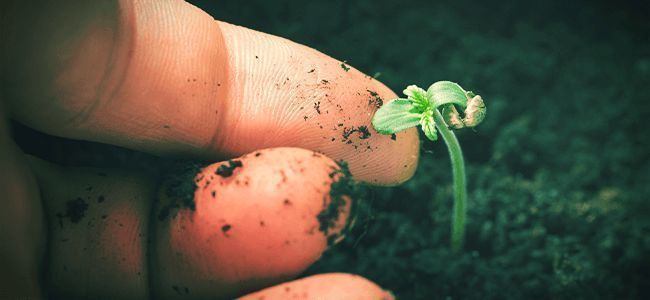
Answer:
[371, 81, 482, 142]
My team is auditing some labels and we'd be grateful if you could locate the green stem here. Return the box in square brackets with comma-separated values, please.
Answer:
[432, 109, 467, 253]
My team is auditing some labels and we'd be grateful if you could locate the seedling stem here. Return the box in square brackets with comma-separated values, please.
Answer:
[371, 81, 485, 253]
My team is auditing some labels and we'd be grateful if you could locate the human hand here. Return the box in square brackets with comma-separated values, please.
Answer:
[0, 0, 418, 298]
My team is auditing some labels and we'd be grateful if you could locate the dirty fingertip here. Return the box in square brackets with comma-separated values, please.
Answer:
[152, 147, 357, 299]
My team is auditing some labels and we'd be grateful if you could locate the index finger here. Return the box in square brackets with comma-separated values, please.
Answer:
[2, 0, 419, 185]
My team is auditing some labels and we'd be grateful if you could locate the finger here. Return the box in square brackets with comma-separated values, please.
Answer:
[30, 147, 355, 299]
[27, 157, 154, 299]
[154, 147, 354, 299]
[0, 103, 45, 298]
[239, 273, 395, 300]
[3, 0, 419, 186]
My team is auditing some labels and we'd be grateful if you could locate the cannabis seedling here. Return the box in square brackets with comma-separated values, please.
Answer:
[372, 81, 486, 252]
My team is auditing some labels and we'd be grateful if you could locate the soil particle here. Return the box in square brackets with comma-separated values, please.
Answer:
[340, 61, 350, 71]
[358, 126, 371, 139]
[158, 161, 204, 221]
[367, 90, 384, 108]
[314, 101, 321, 114]
[215, 160, 243, 177]
[342, 125, 372, 142]
[317, 161, 361, 245]
[221, 224, 232, 236]
[56, 198, 89, 225]
[308, 68, 315, 73]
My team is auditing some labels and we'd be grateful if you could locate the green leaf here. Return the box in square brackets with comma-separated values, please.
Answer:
[371, 99, 423, 134]
[403, 85, 431, 110]
[427, 81, 469, 108]
[420, 109, 438, 141]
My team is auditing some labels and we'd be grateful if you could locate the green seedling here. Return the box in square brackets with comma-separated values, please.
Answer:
[372, 81, 486, 252]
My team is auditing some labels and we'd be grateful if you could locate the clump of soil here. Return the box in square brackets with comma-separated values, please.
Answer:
[56, 197, 89, 226]
[341, 125, 371, 143]
[340, 61, 350, 71]
[317, 161, 365, 245]
[216, 160, 243, 177]
[157, 161, 204, 221]
[367, 90, 383, 108]
[221, 224, 232, 237]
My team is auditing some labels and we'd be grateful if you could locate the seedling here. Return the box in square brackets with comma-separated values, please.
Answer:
[372, 81, 486, 252]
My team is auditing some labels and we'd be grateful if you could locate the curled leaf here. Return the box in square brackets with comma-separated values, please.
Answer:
[442, 104, 465, 129]
[462, 95, 486, 127]
[441, 95, 487, 129]
[427, 81, 468, 108]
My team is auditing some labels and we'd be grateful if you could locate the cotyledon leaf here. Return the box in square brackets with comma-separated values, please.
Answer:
[371, 99, 422, 134]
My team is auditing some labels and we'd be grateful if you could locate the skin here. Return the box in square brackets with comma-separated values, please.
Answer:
[239, 273, 395, 300]
[1, 0, 419, 298]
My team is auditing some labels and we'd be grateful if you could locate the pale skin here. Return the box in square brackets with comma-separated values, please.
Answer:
[1, 0, 419, 298]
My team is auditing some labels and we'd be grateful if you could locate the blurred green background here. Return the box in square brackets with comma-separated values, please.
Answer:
[195, 0, 650, 298]
[14, 0, 649, 298]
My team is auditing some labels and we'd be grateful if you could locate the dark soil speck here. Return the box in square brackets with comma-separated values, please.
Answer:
[221, 224, 232, 236]
[367, 90, 384, 108]
[56, 198, 89, 224]
[342, 125, 371, 142]
[317, 161, 362, 245]
[340, 61, 350, 71]
[157, 161, 204, 221]
[216, 160, 243, 177]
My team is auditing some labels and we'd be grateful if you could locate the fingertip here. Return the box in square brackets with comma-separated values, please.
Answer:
[215, 22, 420, 185]
[153, 147, 354, 299]
[351, 80, 421, 186]
[239, 273, 395, 300]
